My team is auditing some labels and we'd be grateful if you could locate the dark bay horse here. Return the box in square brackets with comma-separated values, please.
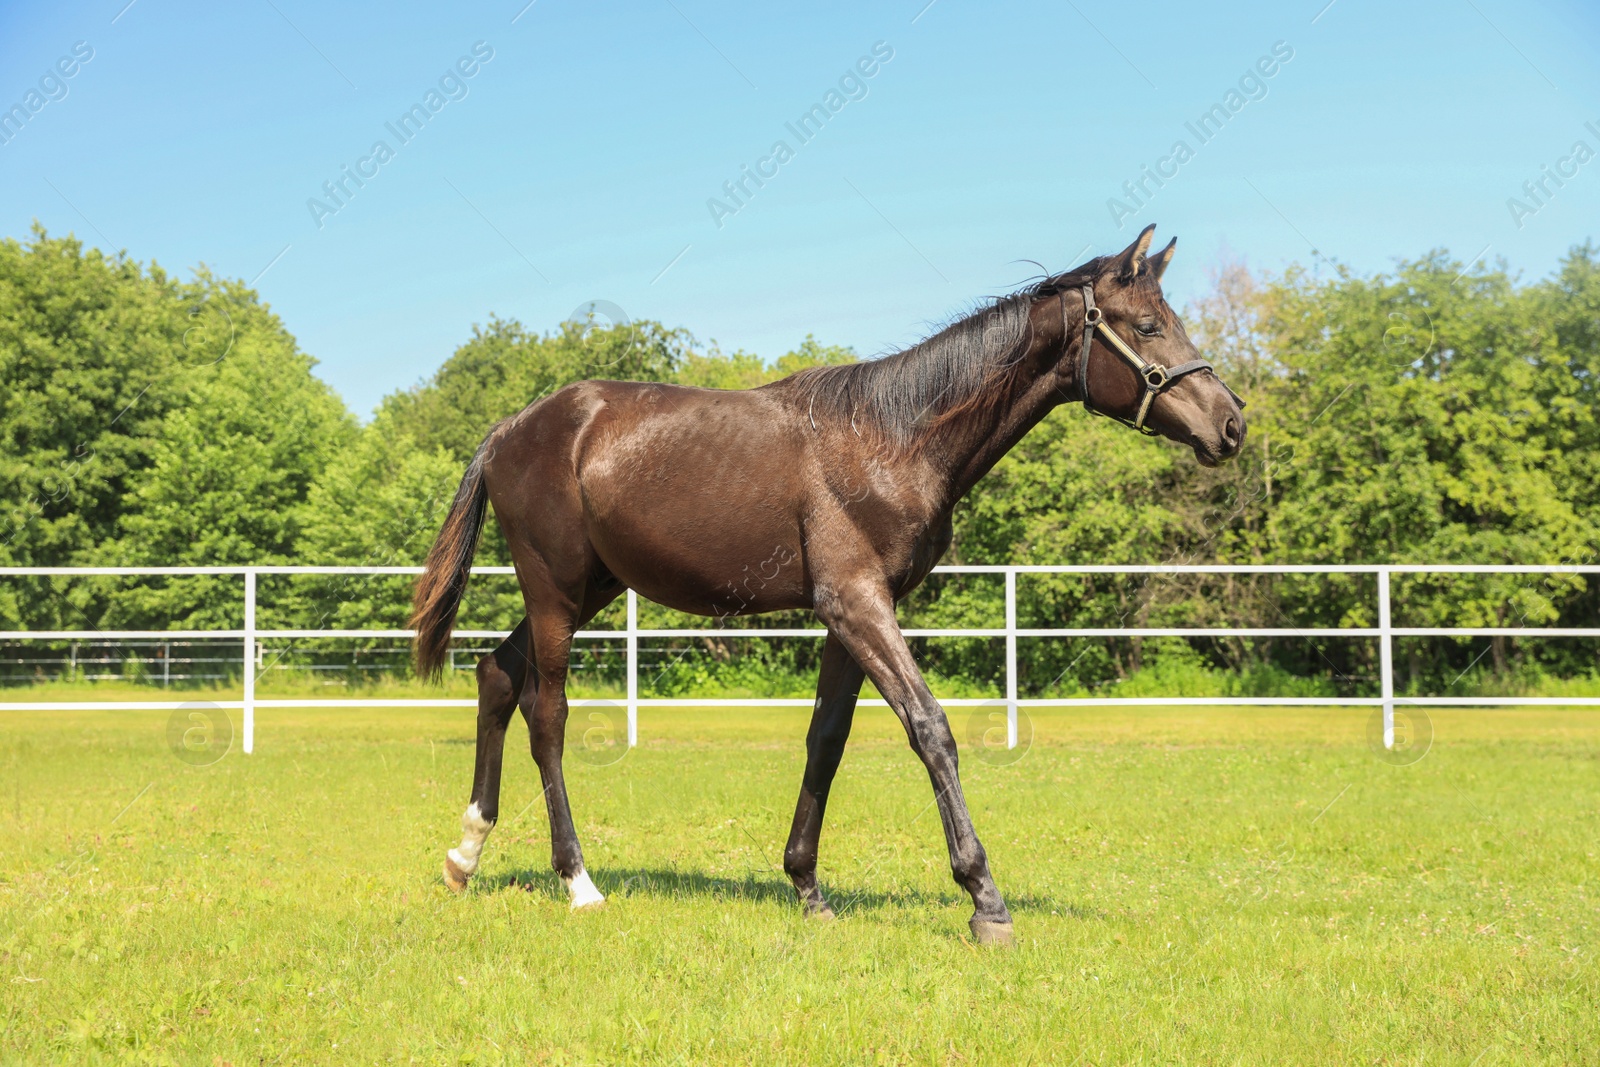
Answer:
[410, 225, 1244, 943]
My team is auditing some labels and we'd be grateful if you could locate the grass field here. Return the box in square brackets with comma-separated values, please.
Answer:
[2, 696, 1596, 1065]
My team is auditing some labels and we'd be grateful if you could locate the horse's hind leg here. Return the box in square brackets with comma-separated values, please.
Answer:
[519, 602, 606, 908]
[443, 617, 532, 892]
[783, 634, 865, 918]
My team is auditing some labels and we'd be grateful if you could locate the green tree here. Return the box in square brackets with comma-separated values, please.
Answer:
[281, 410, 465, 643]
[382, 315, 691, 464]
[0, 231, 352, 631]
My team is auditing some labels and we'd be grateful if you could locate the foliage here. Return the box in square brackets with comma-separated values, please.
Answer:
[277, 410, 463, 634]
[0, 230, 352, 631]
[1, 226, 1597, 695]
[674, 334, 856, 391]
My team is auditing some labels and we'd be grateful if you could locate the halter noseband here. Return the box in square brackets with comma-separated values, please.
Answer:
[1065, 282, 1241, 436]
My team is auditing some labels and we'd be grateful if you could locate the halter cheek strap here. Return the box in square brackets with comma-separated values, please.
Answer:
[1064, 282, 1242, 435]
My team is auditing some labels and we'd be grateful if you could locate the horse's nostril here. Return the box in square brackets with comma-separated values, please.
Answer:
[1222, 417, 1241, 449]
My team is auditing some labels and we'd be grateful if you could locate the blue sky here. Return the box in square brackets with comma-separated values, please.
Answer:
[2, 0, 1598, 417]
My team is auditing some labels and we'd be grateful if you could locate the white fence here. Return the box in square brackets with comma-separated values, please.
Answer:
[1, 564, 1598, 754]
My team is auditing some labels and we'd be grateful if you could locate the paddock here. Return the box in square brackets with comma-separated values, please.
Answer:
[2, 563, 1597, 1062]
[4, 698, 1596, 1063]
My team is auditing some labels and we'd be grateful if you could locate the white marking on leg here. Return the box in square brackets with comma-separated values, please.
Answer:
[564, 869, 605, 909]
[447, 801, 493, 876]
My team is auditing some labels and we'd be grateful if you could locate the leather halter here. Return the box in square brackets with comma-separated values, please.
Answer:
[1063, 282, 1242, 435]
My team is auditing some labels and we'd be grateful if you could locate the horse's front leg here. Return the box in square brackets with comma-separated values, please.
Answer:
[444, 618, 531, 892]
[783, 634, 866, 918]
[815, 584, 1014, 944]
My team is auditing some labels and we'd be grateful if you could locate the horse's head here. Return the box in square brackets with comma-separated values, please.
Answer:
[1064, 225, 1245, 467]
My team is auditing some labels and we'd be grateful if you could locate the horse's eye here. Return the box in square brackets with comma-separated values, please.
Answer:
[1135, 321, 1160, 337]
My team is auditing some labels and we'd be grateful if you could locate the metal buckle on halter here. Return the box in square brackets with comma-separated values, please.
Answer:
[1140, 364, 1169, 391]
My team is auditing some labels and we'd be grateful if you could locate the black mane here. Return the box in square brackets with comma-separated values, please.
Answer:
[790, 257, 1110, 444]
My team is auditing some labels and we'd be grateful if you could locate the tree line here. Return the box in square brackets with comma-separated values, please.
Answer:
[1, 225, 1595, 697]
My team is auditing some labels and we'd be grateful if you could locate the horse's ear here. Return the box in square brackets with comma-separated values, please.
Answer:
[1149, 236, 1177, 282]
[1116, 224, 1158, 281]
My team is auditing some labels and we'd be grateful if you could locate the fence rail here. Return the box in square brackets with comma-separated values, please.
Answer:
[2, 564, 1598, 754]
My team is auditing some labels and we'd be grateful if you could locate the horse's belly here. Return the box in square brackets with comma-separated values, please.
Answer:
[577, 393, 811, 617]
[595, 528, 811, 618]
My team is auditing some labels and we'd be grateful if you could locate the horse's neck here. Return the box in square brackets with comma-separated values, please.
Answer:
[923, 337, 1070, 508]
[944, 376, 1064, 499]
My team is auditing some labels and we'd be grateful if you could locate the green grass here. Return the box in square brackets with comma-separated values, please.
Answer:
[1, 701, 1596, 1065]
[0, 663, 1000, 706]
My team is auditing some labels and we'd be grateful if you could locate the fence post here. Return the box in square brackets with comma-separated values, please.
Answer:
[1005, 568, 1018, 749]
[1377, 567, 1394, 749]
[243, 569, 256, 755]
[625, 589, 638, 747]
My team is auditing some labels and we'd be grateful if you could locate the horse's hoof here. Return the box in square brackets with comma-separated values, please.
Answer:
[805, 903, 836, 921]
[442, 855, 471, 894]
[565, 871, 606, 910]
[969, 919, 1015, 946]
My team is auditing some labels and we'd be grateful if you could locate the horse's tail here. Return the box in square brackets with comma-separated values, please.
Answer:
[411, 440, 492, 681]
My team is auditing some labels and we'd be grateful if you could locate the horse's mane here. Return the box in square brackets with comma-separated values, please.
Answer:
[788, 256, 1112, 447]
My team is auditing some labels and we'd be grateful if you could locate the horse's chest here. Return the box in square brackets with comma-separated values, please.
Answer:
[893, 515, 953, 599]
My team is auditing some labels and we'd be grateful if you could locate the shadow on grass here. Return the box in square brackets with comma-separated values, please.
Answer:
[479, 866, 1077, 917]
